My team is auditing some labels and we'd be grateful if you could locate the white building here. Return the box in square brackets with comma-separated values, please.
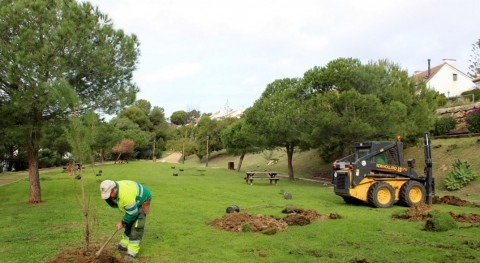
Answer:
[413, 59, 475, 97]
[210, 107, 245, 120]
[474, 77, 480, 88]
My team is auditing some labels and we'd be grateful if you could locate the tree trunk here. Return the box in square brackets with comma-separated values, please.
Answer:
[236, 152, 245, 172]
[28, 115, 42, 203]
[286, 144, 295, 180]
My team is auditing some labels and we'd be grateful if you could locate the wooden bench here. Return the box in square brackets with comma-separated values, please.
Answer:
[62, 163, 85, 175]
[244, 171, 280, 185]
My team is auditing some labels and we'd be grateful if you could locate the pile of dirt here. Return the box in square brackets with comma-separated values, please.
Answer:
[209, 213, 288, 233]
[209, 208, 339, 234]
[46, 244, 132, 263]
[393, 202, 480, 225]
[282, 207, 339, 226]
[392, 203, 431, 221]
[433, 195, 468, 206]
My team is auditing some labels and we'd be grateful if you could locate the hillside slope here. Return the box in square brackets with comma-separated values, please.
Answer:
[185, 136, 480, 200]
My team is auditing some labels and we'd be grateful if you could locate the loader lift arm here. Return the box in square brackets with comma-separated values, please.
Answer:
[424, 132, 434, 205]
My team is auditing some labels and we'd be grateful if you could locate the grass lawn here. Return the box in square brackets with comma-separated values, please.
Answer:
[1, 161, 480, 263]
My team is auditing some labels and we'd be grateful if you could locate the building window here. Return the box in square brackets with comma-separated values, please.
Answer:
[453, 73, 458, 81]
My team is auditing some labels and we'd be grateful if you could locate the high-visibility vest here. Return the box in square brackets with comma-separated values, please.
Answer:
[107, 180, 152, 224]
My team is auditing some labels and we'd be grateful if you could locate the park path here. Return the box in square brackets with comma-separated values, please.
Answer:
[159, 152, 183, 163]
[0, 173, 28, 187]
[0, 167, 62, 187]
[1, 155, 183, 187]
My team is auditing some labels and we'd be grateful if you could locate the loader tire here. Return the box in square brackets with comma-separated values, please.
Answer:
[368, 182, 395, 208]
[399, 180, 426, 207]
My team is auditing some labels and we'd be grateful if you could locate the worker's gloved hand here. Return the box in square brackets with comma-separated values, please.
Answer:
[116, 221, 124, 230]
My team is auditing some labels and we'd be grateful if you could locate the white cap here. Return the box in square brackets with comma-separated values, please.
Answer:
[100, 180, 116, 199]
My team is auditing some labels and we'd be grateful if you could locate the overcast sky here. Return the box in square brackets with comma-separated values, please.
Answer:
[86, 0, 479, 118]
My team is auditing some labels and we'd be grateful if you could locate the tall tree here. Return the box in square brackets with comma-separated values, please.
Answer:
[468, 39, 480, 78]
[150, 106, 171, 156]
[245, 78, 311, 180]
[193, 115, 225, 160]
[303, 58, 363, 93]
[119, 106, 153, 131]
[92, 121, 122, 163]
[109, 116, 152, 157]
[170, 110, 188, 125]
[0, 0, 140, 203]
[134, 99, 152, 115]
[117, 102, 170, 159]
[302, 58, 437, 161]
[221, 119, 262, 172]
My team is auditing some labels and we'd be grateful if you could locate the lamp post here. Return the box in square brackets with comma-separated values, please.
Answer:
[182, 141, 185, 164]
[206, 135, 209, 167]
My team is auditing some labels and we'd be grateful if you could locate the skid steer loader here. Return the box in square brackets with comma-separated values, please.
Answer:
[331, 132, 434, 208]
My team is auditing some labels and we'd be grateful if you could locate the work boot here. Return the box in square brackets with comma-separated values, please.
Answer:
[112, 244, 127, 252]
[124, 254, 136, 261]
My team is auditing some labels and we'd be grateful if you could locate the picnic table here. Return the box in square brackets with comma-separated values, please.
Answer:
[244, 171, 280, 185]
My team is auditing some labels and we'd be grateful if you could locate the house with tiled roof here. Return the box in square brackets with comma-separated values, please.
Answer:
[413, 59, 475, 97]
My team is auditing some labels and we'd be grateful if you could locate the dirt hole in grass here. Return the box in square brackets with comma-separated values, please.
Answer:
[448, 212, 480, 224]
[209, 207, 340, 235]
[432, 195, 470, 206]
[392, 196, 480, 227]
[46, 244, 146, 263]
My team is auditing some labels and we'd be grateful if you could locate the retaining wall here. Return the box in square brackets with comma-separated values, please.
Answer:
[436, 102, 480, 133]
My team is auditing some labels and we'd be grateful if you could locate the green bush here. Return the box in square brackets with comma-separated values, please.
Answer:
[433, 117, 456, 136]
[466, 108, 480, 133]
[38, 148, 60, 168]
[424, 210, 457, 232]
[436, 93, 447, 107]
[444, 159, 478, 191]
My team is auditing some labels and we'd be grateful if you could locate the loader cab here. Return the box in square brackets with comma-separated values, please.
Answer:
[353, 141, 403, 166]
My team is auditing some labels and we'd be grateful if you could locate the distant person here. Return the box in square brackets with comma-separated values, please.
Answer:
[100, 180, 152, 261]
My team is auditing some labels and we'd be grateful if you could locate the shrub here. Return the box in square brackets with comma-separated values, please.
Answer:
[38, 148, 60, 168]
[424, 210, 457, 232]
[444, 159, 478, 191]
[466, 108, 480, 133]
[433, 117, 456, 136]
[436, 93, 447, 107]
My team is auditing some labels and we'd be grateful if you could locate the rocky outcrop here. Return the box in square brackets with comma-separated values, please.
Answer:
[436, 103, 480, 134]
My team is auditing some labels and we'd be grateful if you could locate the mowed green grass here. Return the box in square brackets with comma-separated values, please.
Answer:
[1, 161, 480, 263]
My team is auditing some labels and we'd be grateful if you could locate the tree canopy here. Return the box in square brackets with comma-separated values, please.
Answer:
[468, 39, 480, 78]
[0, 0, 140, 203]
[301, 59, 437, 161]
[245, 78, 311, 180]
